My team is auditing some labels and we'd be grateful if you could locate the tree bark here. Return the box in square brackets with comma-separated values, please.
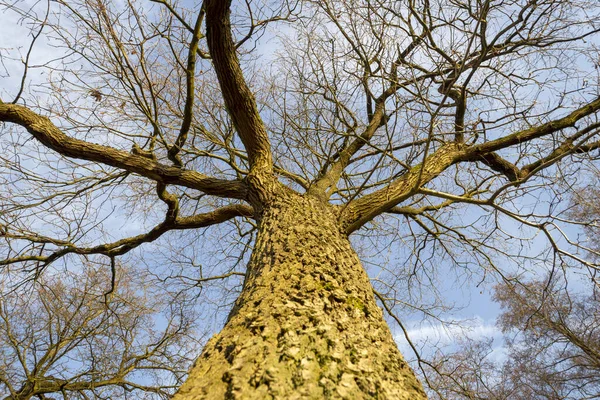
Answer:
[173, 190, 426, 399]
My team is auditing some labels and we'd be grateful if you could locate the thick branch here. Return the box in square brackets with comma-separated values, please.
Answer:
[308, 31, 433, 199]
[5, 375, 172, 400]
[168, 8, 205, 167]
[0, 103, 247, 199]
[204, 0, 273, 174]
[465, 122, 600, 182]
[340, 144, 460, 234]
[475, 152, 523, 182]
[0, 204, 254, 267]
[340, 97, 600, 234]
[309, 102, 386, 198]
[461, 97, 600, 157]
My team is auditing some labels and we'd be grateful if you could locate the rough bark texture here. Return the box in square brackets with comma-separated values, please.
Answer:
[173, 189, 426, 399]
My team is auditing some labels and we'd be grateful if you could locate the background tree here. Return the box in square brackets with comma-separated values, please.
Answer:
[0, 262, 202, 400]
[1, 0, 600, 398]
[569, 177, 600, 263]
[421, 276, 600, 400]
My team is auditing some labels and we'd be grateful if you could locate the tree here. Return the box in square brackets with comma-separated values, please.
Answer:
[1, 0, 600, 398]
[0, 262, 201, 400]
[568, 178, 600, 263]
[420, 277, 600, 400]
[496, 278, 600, 399]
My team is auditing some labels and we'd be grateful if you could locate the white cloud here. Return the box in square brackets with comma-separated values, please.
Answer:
[406, 316, 500, 343]
[394, 316, 505, 360]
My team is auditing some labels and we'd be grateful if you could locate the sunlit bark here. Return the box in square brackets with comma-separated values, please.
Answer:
[174, 188, 425, 399]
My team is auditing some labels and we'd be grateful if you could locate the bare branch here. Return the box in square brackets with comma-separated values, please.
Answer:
[0, 204, 254, 267]
[204, 0, 273, 175]
[0, 103, 247, 199]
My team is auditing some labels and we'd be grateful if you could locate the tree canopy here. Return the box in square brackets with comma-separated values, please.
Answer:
[1, 0, 600, 398]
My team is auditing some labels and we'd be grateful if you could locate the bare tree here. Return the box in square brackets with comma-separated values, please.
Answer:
[496, 278, 600, 399]
[568, 178, 600, 264]
[420, 337, 510, 400]
[0, 262, 202, 400]
[2, 0, 600, 398]
[422, 277, 600, 400]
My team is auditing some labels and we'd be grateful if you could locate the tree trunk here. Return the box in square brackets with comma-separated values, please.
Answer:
[173, 191, 426, 399]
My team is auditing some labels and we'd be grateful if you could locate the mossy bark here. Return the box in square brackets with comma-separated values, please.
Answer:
[173, 190, 426, 399]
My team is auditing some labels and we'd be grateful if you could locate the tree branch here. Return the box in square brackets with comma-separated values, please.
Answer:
[465, 121, 600, 182]
[309, 102, 387, 198]
[0, 204, 254, 268]
[340, 144, 460, 234]
[341, 98, 600, 234]
[204, 0, 273, 174]
[0, 103, 247, 199]
[168, 8, 205, 167]
[460, 97, 600, 157]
